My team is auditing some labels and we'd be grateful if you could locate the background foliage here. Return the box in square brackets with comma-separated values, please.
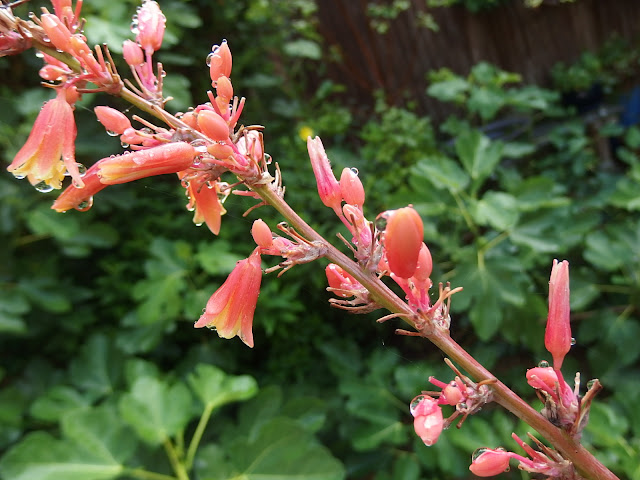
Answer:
[1, 0, 640, 479]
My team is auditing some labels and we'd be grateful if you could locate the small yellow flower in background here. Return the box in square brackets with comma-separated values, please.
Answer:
[298, 125, 314, 142]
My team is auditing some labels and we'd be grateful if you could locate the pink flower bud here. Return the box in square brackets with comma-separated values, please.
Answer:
[325, 264, 360, 297]
[307, 137, 342, 211]
[122, 39, 144, 66]
[41, 14, 74, 53]
[440, 383, 464, 406]
[208, 41, 232, 85]
[384, 207, 424, 278]
[135, 0, 166, 54]
[94, 106, 132, 135]
[545, 259, 571, 370]
[340, 167, 365, 207]
[197, 110, 229, 142]
[215, 75, 233, 101]
[469, 448, 511, 477]
[410, 395, 443, 446]
[252, 219, 273, 248]
[412, 243, 433, 282]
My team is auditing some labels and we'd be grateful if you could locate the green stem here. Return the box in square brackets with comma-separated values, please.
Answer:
[163, 438, 189, 480]
[185, 403, 215, 470]
[451, 191, 478, 236]
[124, 468, 178, 480]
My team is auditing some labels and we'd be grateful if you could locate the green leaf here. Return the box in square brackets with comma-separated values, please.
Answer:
[412, 155, 470, 193]
[119, 376, 193, 445]
[30, 386, 90, 422]
[283, 39, 322, 59]
[0, 289, 29, 334]
[68, 334, 124, 400]
[187, 364, 258, 410]
[473, 191, 519, 231]
[61, 405, 137, 465]
[455, 130, 503, 184]
[0, 431, 123, 480]
[468, 87, 505, 120]
[426, 77, 468, 103]
[227, 418, 345, 480]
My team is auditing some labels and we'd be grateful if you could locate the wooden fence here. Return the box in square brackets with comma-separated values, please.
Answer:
[316, 0, 640, 121]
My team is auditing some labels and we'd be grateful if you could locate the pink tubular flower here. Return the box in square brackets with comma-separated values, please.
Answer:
[384, 206, 424, 278]
[307, 136, 342, 212]
[51, 163, 105, 212]
[545, 259, 571, 370]
[135, 0, 166, 54]
[181, 175, 227, 235]
[410, 395, 444, 446]
[7, 88, 82, 190]
[194, 248, 262, 348]
[97, 142, 197, 184]
[469, 448, 511, 477]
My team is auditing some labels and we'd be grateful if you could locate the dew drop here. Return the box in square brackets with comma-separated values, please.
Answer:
[570, 337, 576, 346]
[350, 167, 359, 175]
[586, 379, 596, 390]
[195, 221, 204, 227]
[77, 163, 87, 176]
[458, 402, 468, 410]
[205, 52, 214, 67]
[472, 448, 489, 461]
[538, 360, 550, 368]
[35, 51, 44, 58]
[105, 129, 118, 137]
[121, 142, 130, 148]
[409, 395, 425, 416]
[14, 174, 26, 180]
[34, 181, 54, 193]
[75, 197, 93, 211]
[42, 35, 50, 43]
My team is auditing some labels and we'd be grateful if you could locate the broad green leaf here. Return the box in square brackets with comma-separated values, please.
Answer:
[473, 191, 519, 231]
[187, 364, 258, 410]
[30, 386, 90, 422]
[426, 77, 469, 103]
[0, 432, 122, 480]
[468, 87, 505, 120]
[0, 290, 29, 334]
[69, 334, 124, 399]
[455, 130, 503, 184]
[412, 155, 470, 193]
[228, 418, 345, 480]
[283, 39, 322, 59]
[61, 405, 137, 465]
[586, 402, 629, 447]
[119, 376, 193, 445]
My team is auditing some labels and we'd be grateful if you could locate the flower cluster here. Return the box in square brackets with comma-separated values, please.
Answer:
[308, 138, 461, 330]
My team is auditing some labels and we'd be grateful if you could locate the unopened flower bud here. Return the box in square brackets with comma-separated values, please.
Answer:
[469, 448, 511, 477]
[215, 75, 233, 101]
[41, 13, 73, 53]
[209, 41, 232, 85]
[440, 383, 464, 406]
[545, 259, 571, 370]
[307, 136, 342, 211]
[384, 206, 424, 278]
[136, 0, 166, 54]
[410, 395, 443, 447]
[412, 243, 433, 282]
[340, 167, 365, 207]
[326, 264, 359, 297]
[94, 106, 132, 135]
[197, 110, 229, 142]
[123, 39, 144, 66]
[252, 219, 273, 248]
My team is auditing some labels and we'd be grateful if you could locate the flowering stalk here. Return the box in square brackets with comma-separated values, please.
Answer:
[2, 3, 618, 479]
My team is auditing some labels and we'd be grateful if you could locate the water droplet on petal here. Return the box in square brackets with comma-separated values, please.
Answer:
[75, 197, 93, 211]
[34, 181, 54, 193]
[121, 142, 130, 148]
[586, 379, 596, 389]
[106, 129, 118, 137]
[538, 360, 550, 368]
[409, 395, 425, 416]
[205, 52, 214, 67]
[77, 163, 87, 176]
[570, 337, 576, 346]
[35, 51, 44, 58]
[472, 448, 489, 461]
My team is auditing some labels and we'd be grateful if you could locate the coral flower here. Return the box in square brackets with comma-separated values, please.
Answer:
[410, 395, 444, 446]
[384, 206, 424, 278]
[181, 175, 227, 235]
[194, 248, 262, 348]
[7, 88, 82, 190]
